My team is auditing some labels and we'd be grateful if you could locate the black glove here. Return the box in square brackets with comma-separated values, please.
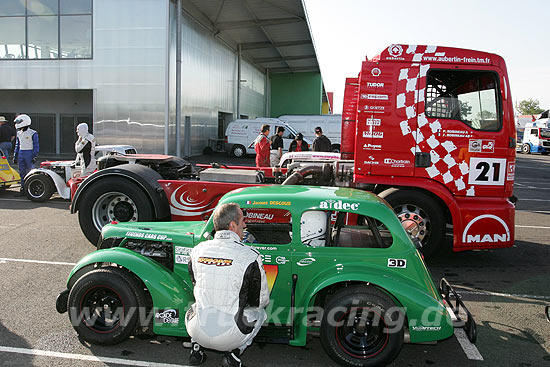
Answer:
[32, 157, 37, 164]
[13, 157, 17, 165]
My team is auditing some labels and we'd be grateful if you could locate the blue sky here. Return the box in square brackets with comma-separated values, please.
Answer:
[303, 0, 549, 114]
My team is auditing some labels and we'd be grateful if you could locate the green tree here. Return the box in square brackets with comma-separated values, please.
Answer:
[459, 101, 472, 118]
[515, 98, 544, 115]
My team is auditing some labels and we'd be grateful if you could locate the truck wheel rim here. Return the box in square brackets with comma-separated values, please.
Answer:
[393, 204, 431, 243]
[80, 285, 123, 332]
[335, 308, 388, 358]
[92, 192, 138, 231]
[234, 147, 244, 157]
[27, 179, 45, 198]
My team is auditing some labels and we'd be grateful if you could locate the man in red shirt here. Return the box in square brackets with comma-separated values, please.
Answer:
[252, 124, 270, 167]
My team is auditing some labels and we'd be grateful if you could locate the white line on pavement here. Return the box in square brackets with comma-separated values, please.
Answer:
[516, 198, 550, 202]
[455, 289, 550, 301]
[0, 346, 190, 367]
[454, 329, 484, 361]
[516, 225, 550, 229]
[0, 258, 76, 266]
[516, 209, 550, 214]
[0, 197, 67, 203]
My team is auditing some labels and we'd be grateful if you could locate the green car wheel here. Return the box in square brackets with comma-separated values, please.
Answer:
[320, 285, 404, 367]
[68, 267, 147, 345]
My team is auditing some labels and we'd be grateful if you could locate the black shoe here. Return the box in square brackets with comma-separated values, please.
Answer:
[222, 349, 245, 367]
[188, 342, 207, 366]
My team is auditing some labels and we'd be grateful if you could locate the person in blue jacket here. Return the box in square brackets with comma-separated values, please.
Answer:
[13, 114, 39, 194]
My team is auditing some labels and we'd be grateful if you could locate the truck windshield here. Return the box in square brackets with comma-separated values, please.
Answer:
[541, 129, 550, 138]
[426, 70, 501, 131]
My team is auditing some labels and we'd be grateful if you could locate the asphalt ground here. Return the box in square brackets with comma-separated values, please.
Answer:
[0, 153, 549, 366]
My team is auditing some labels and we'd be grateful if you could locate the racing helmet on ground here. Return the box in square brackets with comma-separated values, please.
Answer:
[301, 210, 328, 247]
[14, 114, 31, 129]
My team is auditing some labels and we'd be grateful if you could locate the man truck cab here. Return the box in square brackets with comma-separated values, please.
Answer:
[520, 121, 550, 154]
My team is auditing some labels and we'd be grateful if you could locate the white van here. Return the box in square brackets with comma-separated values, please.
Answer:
[225, 118, 309, 157]
[278, 114, 342, 152]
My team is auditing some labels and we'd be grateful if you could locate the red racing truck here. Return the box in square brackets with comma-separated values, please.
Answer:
[71, 44, 516, 257]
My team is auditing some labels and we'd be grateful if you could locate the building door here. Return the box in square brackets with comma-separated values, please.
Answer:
[28, 114, 56, 155]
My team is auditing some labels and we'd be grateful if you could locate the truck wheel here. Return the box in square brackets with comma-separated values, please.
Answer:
[331, 144, 341, 153]
[320, 285, 404, 367]
[24, 173, 54, 202]
[522, 144, 531, 154]
[381, 189, 444, 258]
[230, 144, 246, 158]
[78, 178, 153, 244]
[542, 151, 549, 156]
[68, 267, 147, 345]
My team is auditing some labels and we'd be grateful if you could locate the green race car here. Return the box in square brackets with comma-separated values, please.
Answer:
[57, 185, 475, 367]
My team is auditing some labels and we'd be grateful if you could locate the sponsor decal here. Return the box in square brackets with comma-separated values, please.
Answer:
[388, 44, 403, 57]
[175, 255, 190, 264]
[363, 155, 379, 165]
[198, 257, 233, 266]
[297, 257, 316, 267]
[387, 258, 407, 268]
[412, 326, 442, 332]
[468, 158, 506, 186]
[371, 68, 381, 77]
[365, 105, 385, 111]
[264, 265, 278, 291]
[124, 231, 170, 241]
[0, 164, 9, 170]
[319, 199, 360, 211]
[362, 131, 384, 139]
[361, 94, 389, 100]
[384, 158, 411, 167]
[276, 256, 289, 265]
[246, 212, 274, 221]
[462, 214, 510, 244]
[260, 254, 272, 264]
[421, 55, 491, 64]
[155, 309, 179, 324]
[507, 162, 515, 181]
[366, 82, 385, 88]
[366, 118, 381, 126]
[254, 246, 277, 251]
[468, 139, 495, 153]
[363, 143, 382, 151]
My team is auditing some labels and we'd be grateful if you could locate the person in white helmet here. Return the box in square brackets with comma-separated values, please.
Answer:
[185, 203, 270, 367]
[74, 123, 96, 176]
[300, 210, 328, 247]
[13, 114, 39, 194]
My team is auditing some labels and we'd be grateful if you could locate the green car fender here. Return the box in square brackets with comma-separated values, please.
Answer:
[290, 265, 454, 346]
[67, 248, 194, 336]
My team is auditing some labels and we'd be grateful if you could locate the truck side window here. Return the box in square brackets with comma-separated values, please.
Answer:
[425, 70, 501, 131]
[242, 208, 292, 245]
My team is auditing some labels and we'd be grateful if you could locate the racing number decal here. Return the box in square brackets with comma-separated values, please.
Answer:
[468, 158, 506, 186]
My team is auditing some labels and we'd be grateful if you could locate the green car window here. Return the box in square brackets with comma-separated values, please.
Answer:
[242, 208, 292, 245]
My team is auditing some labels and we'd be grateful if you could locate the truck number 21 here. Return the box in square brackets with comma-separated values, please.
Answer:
[468, 158, 507, 186]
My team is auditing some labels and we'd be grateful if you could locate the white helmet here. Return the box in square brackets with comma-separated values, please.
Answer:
[14, 114, 31, 129]
[76, 122, 89, 137]
[301, 210, 328, 247]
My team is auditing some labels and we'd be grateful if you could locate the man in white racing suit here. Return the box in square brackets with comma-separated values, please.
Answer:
[185, 203, 270, 367]
[74, 123, 96, 176]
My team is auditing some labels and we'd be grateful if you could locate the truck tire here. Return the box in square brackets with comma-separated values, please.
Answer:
[24, 173, 55, 202]
[320, 285, 404, 367]
[78, 177, 154, 245]
[522, 144, 531, 154]
[331, 144, 341, 153]
[68, 267, 147, 345]
[542, 151, 549, 156]
[380, 189, 444, 258]
[230, 144, 246, 158]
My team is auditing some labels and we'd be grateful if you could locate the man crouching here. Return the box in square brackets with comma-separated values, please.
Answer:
[185, 203, 270, 367]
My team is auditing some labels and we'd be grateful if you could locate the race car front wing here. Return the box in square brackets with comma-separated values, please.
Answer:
[439, 278, 477, 343]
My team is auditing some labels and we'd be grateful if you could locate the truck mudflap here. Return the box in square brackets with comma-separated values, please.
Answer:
[439, 278, 477, 343]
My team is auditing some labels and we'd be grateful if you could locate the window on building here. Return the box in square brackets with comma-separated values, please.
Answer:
[0, 0, 92, 60]
[425, 70, 501, 131]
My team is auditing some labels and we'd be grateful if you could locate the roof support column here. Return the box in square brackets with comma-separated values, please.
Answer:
[236, 43, 242, 119]
[265, 68, 270, 117]
[175, 0, 182, 157]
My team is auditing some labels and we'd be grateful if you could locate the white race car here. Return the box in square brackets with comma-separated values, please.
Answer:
[23, 145, 137, 202]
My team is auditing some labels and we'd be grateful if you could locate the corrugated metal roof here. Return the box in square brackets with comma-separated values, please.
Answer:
[181, 0, 321, 75]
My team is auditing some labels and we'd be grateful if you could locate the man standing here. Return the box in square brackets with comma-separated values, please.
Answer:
[185, 203, 270, 367]
[269, 126, 285, 166]
[312, 126, 332, 152]
[289, 133, 309, 152]
[251, 124, 270, 167]
[0, 116, 15, 157]
[74, 123, 97, 176]
[13, 114, 39, 194]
